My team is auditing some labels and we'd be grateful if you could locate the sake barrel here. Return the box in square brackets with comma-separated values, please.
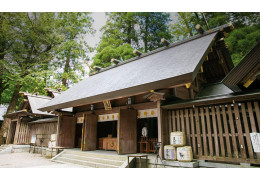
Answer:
[170, 131, 186, 146]
[164, 145, 176, 160]
[177, 146, 193, 162]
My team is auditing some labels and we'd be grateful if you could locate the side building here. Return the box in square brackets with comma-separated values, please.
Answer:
[4, 90, 61, 146]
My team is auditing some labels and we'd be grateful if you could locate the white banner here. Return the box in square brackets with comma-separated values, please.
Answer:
[250, 132, 260, 153]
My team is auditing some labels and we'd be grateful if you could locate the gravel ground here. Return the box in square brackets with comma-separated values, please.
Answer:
[0, 152, 85, 168]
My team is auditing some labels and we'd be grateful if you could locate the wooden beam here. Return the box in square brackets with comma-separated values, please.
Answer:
[54, 110, 75, 116]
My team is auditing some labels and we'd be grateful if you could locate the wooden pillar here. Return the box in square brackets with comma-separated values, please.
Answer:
[6, 119, 13, 144]
[157, 100, 168, 158]
[56, 115, 62, 146]
[13, 118, 21, 145]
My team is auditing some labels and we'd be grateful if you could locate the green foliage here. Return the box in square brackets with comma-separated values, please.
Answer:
[0, 12, 62, 107]
[203, 12, 260, 65]
[225, 24, 260, 65]
[170, 12, 260, 66]
[92, 12, 172, 68]
[136, 12, 172, 52]
[170, 12, 197, 41]
[55, 12, 95, 87]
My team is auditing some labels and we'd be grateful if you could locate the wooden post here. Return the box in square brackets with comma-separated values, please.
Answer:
[56, 115, 62, 146]
[157, 100, 167, 158]
[13, 118, 21, 145]
[6, 119, 12, 144]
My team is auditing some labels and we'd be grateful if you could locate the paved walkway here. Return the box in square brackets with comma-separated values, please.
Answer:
[0, 152, 85, 168]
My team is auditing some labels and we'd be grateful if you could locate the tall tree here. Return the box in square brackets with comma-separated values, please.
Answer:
[0, 12, 61, 144]
[203, 12, 260, 65]
[136, 12, 172, 52]
[92, 12, 138, 68]
[56, 12, 94, 88]
[170, 12, 196, 41]
[93, 12, 172, 68]
[170, 12, 260, 65]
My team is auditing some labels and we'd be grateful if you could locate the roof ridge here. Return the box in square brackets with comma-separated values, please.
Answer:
[89, 23, 232, 77]
[21, 92, 52, 100]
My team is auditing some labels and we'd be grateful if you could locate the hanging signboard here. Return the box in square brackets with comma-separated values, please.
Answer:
[103, 100, 112, 110]
[250, 132, 260, 153]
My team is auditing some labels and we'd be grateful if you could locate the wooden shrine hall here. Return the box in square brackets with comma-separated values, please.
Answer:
[4, 89, 70, 147]
[38, 23, 260, 165]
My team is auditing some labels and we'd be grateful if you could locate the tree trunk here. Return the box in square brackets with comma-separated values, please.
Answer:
[0, 66, 3, 104]
[5, 83, 22, 115]
[144, 16, 149, 53]
[62, 53, 70, 87]
[0, 83, 22, 144]
[127, 21, 132, 45]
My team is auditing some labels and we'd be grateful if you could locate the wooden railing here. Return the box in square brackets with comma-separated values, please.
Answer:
[167, 100, 260, 164]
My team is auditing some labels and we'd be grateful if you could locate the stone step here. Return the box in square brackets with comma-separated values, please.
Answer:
[64, 150, 127, 161]
[61, 153, 125, 166]
[55, 156, 120, 168]
[52, 159, 92, 168]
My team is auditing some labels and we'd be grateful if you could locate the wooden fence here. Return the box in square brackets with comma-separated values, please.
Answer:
[167, 100, 260, 165]
[14, 121, 30, 145]
[13, 121, 57, 147]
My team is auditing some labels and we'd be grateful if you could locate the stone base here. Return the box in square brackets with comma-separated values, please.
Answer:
[11, 145, 59, 158]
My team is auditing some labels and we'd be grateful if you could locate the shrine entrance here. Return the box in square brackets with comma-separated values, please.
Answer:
[137, 117, 158, 153]
[97, 120, 117, 151]
[75, 123, 83, 148]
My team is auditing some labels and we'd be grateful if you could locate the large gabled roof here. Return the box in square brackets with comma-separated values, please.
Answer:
[39, 24, 233, 112]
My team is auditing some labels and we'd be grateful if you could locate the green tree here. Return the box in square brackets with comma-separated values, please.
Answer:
[93, 12, 172, 68]
[203, 12, 260, 65]
[0, 12, 61, 144]
[56, 12, 95, 88]
[170, 12, 196, 41]
[136, 12, 172, 52]
[92, 12, 138, 68]
[169, 12, 260, 65]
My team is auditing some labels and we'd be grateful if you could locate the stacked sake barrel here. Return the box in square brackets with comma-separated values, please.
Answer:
[164, 131, 193, 162]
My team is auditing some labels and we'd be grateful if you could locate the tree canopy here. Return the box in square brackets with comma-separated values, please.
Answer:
[92, 12, 172, 68]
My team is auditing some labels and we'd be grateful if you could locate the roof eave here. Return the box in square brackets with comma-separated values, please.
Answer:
[39, 73, 193, 112]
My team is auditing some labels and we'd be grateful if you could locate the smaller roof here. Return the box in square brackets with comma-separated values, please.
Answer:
[196, 82, 233, 98]
[27, 95, 54, 116]
[163, 90, 260, 109]
[29, 117, 58, 124]
[222, 41, 260, 92]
